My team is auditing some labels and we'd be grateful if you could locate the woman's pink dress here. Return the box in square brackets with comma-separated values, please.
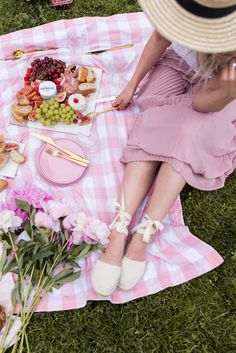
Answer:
[121, 49, 236, 191]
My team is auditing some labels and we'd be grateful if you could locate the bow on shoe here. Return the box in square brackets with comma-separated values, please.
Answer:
[132, 214, 164, 243]
[109, 188, 131, 236]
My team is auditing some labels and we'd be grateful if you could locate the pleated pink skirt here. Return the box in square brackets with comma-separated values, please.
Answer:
[121, 49, 236, 191]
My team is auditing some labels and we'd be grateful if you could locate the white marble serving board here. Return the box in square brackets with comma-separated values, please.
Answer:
[12, 65, 102, 137]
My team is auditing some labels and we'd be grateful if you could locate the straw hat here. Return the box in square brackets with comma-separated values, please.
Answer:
[138, 0, 236, 53]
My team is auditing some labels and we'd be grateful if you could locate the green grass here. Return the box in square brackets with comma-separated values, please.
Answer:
[1, 1, 236, 352]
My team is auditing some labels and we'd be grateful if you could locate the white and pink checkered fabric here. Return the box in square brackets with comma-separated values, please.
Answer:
[0, 13, 223, 311]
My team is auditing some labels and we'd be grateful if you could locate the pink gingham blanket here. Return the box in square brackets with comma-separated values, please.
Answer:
[0, 13, 223, 311]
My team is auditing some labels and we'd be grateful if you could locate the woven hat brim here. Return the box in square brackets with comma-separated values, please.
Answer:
[139, 0, 236, 53]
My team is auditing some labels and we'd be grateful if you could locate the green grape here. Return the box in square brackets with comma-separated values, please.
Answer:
[65, 118, 70, 124]
[45, 120, 52, 126]
[54, 115, 60, 121]
[48, 99, 54, 105]
[62, 108, 67, 114]
[54, 109, 59, 115]
[54, 102, 59, 109]
[65, 106, 71, 112]
[36, 113, 41, 119]
[66, 113, 72, 119]
[42, 108, 48, 114]
[61, 103, 66, 109]
[35, 108, 41, 114]
[47, 111, 53, 117]
[40, 118, 46, 126]
[61, 115, 66, 120]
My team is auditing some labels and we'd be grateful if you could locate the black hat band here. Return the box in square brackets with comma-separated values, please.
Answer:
[176, 0, 236, 18]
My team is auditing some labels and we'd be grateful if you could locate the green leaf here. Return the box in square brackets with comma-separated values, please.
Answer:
[0, 245, 7, 274]
[30, 207, 36, 225]
[3, 258, 17, 274]
[52, 271, 81, 290]
[15, 199, 31, 213]
[24, 220, 31, 235]
[77, 243, 92, 259]
[51, 268, 75, 282]
[32, 250, 54, 261]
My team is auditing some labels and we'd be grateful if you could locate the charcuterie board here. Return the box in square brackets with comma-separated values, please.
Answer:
[10, 57, 102, 136]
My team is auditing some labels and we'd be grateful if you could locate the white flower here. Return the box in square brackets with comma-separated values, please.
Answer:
[74, 212, 88, 232]
[0, 211, 22, 233]
[0, 273, 15, 313]
[0, 316, 21, 349]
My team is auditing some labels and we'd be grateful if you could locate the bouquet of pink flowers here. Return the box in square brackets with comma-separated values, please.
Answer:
[0, 184, 109, 352]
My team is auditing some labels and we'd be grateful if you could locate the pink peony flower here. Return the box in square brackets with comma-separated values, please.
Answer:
[71, 230, 84, 245]
[62, 214, 75, 230]
[0, 199, 28, 223]
[42, 200, 69, 221]
[63, 212, 88, 231]
[15, 209, 28, 223]
[34, 212, 60, 232]
[12, 183, 52, 209]
[66, 236, 74, 251]
[83, 219, 110, 245]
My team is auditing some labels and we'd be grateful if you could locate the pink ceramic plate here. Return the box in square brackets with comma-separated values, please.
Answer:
[36, 138, 87, 185]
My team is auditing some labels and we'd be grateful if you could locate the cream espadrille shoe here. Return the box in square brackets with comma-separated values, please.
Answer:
[91, 191, 132, 296]
[118, 214, 164, 291]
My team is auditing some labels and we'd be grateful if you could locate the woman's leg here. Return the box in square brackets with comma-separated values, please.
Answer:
[125, 162, 186, 261]
[100, 160, 160, 265]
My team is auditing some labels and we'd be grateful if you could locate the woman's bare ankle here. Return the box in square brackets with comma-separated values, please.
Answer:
[100, 229, 127, 265]
[124, 232, 148, 261]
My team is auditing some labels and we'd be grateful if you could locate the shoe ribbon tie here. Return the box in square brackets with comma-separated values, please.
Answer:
[109, 188, 131, 236]
[132, 214, 164, 243]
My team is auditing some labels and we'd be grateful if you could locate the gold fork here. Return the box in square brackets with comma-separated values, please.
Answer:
[86, 107, 117, 119]
[46, 148, 88, 167]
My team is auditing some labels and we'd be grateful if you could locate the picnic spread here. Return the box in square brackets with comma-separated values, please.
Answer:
[0, 12, 223, 312]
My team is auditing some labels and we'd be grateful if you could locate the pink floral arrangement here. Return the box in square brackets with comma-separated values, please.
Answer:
[0, 184, 109, 352]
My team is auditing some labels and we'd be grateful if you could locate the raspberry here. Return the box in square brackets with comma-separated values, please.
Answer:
[73, 98, 79, 103]
[73, 119, 78, 124]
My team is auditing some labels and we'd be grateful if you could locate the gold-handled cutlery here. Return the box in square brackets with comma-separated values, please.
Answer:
[86, 106, 117, 119]
[31, 132, 89, 164]
[46, 148, 88, 167]
[2, 48, 60, 61]
[85, 43, 133, 55]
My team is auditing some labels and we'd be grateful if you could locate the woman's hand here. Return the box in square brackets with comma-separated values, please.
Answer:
[193, 59, 236, 113]
[220, 59, 236, 100]
[112, 82, 137, 109]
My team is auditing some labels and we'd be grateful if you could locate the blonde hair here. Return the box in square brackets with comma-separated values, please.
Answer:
[197, 51, 236, 77]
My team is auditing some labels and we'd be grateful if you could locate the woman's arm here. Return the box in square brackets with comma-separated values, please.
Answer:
[129, 30, 171, 92]
[193, 64, 236, 113]
[113, 30, 171, 108]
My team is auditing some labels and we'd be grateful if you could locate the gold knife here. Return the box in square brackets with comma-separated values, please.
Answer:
[2, 48, 59, 61]
[85, 43, 133, 55]
[31, 132, 89, 164]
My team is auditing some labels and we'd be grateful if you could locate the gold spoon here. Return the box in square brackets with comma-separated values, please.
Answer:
[46, 148, 88, 167]
[86, 107, 117, 119]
